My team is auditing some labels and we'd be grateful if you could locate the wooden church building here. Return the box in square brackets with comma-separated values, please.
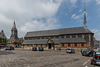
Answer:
[22, 9, 94, 50]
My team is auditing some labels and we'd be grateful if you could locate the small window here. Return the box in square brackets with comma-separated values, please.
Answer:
[36, 44, 38, 46]
[29, 38, 32, 40]
[72, 35, 76, 38]
[51, 37, 54, 39]
[55, 36, 59, 39]
[37, 37, 40, 39]
[78, 35, 82, 38]
[61, 35, 64, 38]
[33, 38, 36, 40]
[62, 43, 64, 47]
[66, 35, 70, 38]
[68, 43, 70, 47]
[75, 43, 77, 47]
[41, 44, 42, 46]
[81, 43, 84, 47]
[45, 37, 49, 39]
[41, 37, 44, 39]
[26, 38, 28, 40]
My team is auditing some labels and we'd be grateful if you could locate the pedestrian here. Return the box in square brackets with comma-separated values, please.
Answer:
[81, 49, 83, 54]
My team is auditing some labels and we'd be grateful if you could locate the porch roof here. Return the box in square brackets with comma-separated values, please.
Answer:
[22, 38, 86, 45]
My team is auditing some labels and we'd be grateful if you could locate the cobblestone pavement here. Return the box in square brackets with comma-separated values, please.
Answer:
[0, 49, 99, 67]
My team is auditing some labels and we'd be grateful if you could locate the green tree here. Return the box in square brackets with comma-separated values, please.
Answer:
[0, 38, 2, 43]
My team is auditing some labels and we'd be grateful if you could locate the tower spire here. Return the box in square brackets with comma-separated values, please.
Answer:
[84, 4, 87, 29]
[13, 21, 16, 28]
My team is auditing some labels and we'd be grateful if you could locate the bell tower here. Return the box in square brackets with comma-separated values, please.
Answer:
[10, 21, 18, 41]
[84, 5, 87, 29]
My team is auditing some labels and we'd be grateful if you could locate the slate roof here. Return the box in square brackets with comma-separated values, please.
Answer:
[23, 39, 59, 44]
[25, 27, 93, 37]
[22, 38, 86, 44]
[60, 27, 92, 34]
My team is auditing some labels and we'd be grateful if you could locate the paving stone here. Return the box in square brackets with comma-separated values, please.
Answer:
[0, 49, 91, 67]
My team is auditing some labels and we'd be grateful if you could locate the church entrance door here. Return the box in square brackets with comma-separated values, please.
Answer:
[48, 43, 52, 49]
[47, 39, 54, 49]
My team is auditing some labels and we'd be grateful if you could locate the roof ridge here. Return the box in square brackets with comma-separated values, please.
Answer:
[28, 26, 84, 33]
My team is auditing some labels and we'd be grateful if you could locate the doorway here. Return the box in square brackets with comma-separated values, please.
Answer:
[47, 39, 54, 49]
[48, 43, 52, 49]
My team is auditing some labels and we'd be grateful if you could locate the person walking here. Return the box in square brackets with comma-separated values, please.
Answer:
[81, 49, 83, 54]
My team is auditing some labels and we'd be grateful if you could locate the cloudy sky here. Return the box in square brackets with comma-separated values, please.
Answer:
[0, 0, 100, 40]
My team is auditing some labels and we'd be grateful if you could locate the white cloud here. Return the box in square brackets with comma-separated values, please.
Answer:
[0, 0, 62, 19]
[96, 0, 100, 5]
[71, 14, 82, 19]
[70, 0, 77, 4]
[71, 14, 76, 18]
[71, 12, 88, 21]
[79, 9, 83, 12]
[19, 18, 60, 36]
[91, 29, 100, 40]
[0, 0, 62, 38]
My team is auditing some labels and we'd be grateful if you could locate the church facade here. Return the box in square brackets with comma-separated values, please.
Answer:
[22, 9, 94, 50]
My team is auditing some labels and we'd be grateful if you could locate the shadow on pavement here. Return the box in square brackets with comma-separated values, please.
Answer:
[0, 50, 15, 55]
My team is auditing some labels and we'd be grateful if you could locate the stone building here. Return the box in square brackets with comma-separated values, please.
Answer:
[94, 39, 100, 48]
[0, 30, 7, 47]
[7, 21, 22, 47]
[22, 8, 94, 50]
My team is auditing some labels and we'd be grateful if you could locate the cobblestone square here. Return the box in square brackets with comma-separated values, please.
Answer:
[0, 49, 99, 67]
